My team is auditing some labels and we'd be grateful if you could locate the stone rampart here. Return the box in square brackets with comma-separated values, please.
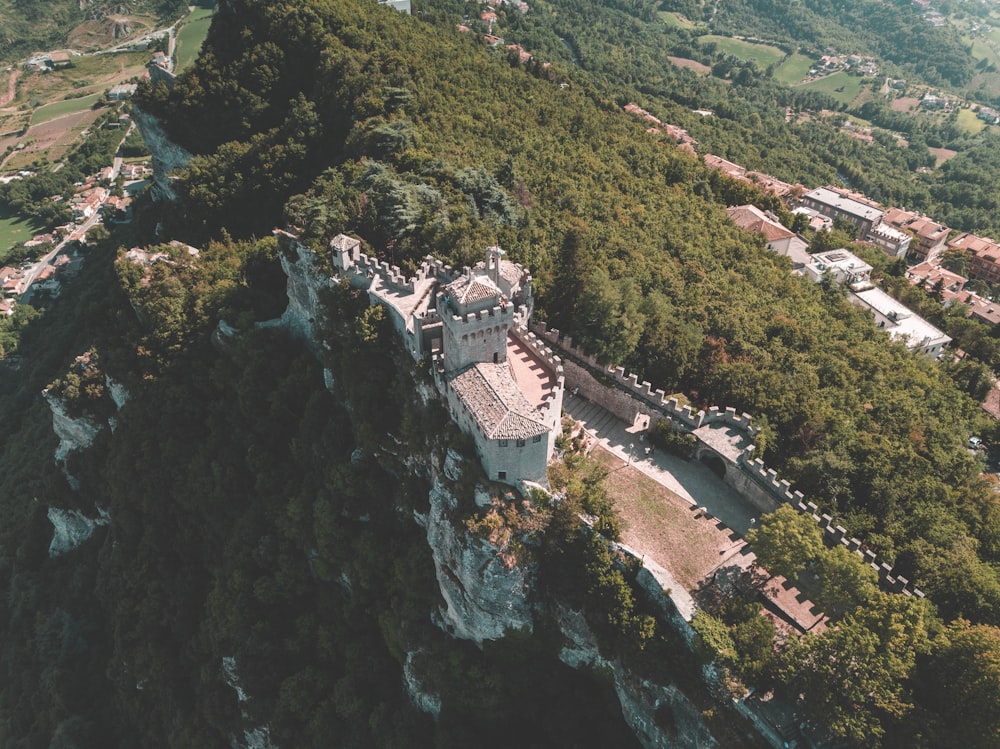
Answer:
[535, 321, 924, 598]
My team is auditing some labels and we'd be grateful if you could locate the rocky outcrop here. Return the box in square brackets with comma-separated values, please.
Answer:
[403, 651, 442, 718]
[44, 390, 104, 490]
[222, 657, 279, 749]
[557, 607, 716, 749]
[132, 107, 192, 202]
[47, 506, 110, 557]
[425, 473, 534, 643]
[260, 234, 331, 350]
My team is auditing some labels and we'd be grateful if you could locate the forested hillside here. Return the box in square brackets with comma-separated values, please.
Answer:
[3, 0, 1000, 746]
[135, 0, 1000, 627]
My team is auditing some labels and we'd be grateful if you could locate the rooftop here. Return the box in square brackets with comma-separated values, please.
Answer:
[450, 359, 549, 440]
[803, 186, 884, 223]
[851, 286, 950, 349]
[726, 204, 795, 242]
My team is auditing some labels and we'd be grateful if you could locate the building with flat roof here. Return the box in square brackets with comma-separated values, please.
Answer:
[804, 249, 873, 286]
[849, 285, 951, 357]
[798, 186, 884, 238]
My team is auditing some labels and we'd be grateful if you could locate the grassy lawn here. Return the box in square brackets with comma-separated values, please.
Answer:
[796, 71, 864, 106]
[699, 35, 784, 69]
[956, 107, 987, 135]
[30, 94, 101, 126]
[658, 11, 702, 29]
[0, 206, 43, 260]
[175, 6, 215, 72]
[591, 447, 740, 589]
[773, 52, 813, 85]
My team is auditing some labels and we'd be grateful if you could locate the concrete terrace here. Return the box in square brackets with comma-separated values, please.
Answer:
[507, 333, 556, 408]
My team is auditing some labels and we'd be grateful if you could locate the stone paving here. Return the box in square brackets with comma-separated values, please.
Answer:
[564, 394, 827, 634]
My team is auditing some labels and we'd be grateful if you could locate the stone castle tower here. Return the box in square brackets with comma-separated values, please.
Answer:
[437, 247, 532, 374]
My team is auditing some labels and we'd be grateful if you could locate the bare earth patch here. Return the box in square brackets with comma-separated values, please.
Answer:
[891, 96, 919, 112]
[667, 56, 711, 75]
[929, 146, 958, 167]
[591, 446, 748, 589]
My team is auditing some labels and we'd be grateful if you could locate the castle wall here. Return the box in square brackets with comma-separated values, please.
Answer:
[532, 322, 924, 598]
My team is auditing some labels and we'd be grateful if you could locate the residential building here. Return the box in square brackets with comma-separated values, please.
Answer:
[798, 186, 884, 238]
[906, 261, 966, 297]
[882, 207, 949, 262]
[949, 232, 1000, 284]
[804, 248, 873, 286]
[849, 285, 951, 357]
[865, 222, 911, 258]
[725, 204, 810, 265]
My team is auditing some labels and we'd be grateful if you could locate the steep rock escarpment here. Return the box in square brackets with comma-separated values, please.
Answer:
[423, 471, 534, 644]
[132, 107, 193, 202]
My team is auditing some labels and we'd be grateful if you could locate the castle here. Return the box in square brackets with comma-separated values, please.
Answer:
[295, 232, 564, 488]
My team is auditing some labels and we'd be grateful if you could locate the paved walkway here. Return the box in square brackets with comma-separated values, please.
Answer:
[564, 394, 827, 634]
[564, 395, 757, 533]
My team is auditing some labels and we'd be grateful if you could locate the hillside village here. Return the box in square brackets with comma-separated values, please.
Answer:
[692, 123, 1000, 366]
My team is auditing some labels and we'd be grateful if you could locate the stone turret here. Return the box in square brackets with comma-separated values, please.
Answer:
[437, 267, 514, 374]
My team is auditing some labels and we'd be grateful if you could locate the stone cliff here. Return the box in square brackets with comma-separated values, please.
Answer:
[268, 234, 731, 749]
[132, 107, 192, 202]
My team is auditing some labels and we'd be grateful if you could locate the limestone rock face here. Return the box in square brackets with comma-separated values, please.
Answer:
[105, 375, 130, 410]
[557, 607, 716, 749]
[270, 238, 330, 348]
[403, 651, 442, 718]
[47, 506, 110, 557]
[131, 107, 192, 202]
[426, 474, 534, 643]
[44, 391, 104, 490]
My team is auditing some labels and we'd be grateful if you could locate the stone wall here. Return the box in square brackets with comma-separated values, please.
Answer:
[534, 322, 924, 599]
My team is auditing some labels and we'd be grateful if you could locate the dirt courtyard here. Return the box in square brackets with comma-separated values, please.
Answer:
[592, 447, 752, 589]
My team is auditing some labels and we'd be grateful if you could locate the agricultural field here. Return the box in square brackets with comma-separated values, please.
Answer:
[667, 56, 712, 75]
[796, 70, 864, 106]
[3, 106, 105, 170]
[174, 5, 215, 72]
[30, 93, 101, 126]
[773, 52, 813, 85]
[698, 34, 784, 69]
[0, 206, 43, 260]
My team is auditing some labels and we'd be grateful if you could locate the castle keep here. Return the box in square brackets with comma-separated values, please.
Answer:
[280, 230, 564, 488]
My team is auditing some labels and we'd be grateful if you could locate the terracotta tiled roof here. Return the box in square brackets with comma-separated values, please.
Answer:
[450, 362, 549, 440]
[498, 259, 523, 286]
[446, 274, 502, 307]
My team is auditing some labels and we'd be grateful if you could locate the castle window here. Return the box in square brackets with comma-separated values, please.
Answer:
[498, 471, 507, 480]
[499, 440, 509, 447]
[516, 438, 526, 447]
[533, 435, 542, 443]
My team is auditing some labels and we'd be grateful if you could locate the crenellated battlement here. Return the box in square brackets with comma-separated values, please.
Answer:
[533, 319, 924, 600]
[795, 499, 924, 598]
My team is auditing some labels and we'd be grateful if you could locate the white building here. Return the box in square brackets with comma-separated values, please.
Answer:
[804, 249, 873, 286]
[849, 285, 951, 357]
[322, 231, 563, 487]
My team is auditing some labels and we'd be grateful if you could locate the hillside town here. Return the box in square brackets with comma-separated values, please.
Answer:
[0, 136, 149, 317]
[687, 122, 1000, 361]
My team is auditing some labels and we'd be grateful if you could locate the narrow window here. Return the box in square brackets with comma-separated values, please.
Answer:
[498, 471, 507, 480]
[516, 439, 526, 447]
